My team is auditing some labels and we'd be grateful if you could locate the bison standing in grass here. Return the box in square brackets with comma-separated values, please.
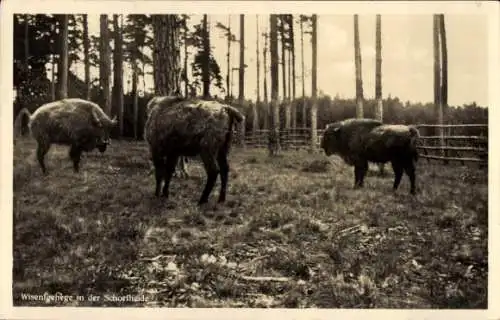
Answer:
[27, 98, 117, 174]
[144, 96, 245, 205]
[321, 118, 420, 194]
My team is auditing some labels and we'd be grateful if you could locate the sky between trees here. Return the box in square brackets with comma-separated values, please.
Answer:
[71, 14, 488, 107]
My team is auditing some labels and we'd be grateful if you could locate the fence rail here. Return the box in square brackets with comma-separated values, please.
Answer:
[242, 124, 488, 165]
[415, 124, 488, 128]
[419, 136, 487, 140]
[419, 146, 485, 152]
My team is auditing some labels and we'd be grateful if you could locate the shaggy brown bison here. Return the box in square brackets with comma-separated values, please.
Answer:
[144, 96, 244, 205]
[145, 97, 189, 178]
[27, 98, 117, 174]
[321, 118, 420, 194]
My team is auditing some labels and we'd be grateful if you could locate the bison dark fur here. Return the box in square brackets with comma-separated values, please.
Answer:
[28, 98, 117, 174]
[321, 118, 420, 194]
[145, 96, 189, 178]
[144, 96, 245, 205]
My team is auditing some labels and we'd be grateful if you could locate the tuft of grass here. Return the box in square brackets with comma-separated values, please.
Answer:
[301, 159, 331, 173]
[13, 138, 488, 308]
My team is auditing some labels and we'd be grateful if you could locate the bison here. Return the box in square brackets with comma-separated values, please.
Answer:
[27, 98, 117, 174]
[144, 96, 245, 205]
[320, 118, 420, 194]
[144, 97, 189, 178]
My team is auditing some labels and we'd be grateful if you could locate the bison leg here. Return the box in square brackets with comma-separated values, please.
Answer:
[152, 153, 165, 197]
[391, 160, 404, 192]
[36, 141, 51, 174]
[162, 155, 179, 198]
[353, 161, 368, 188]
[198, 151, 220, 205]
[217, 151, 229, 203]
[403, 160, 416, 195]
[358, 161, 369, 187]
[69, 145, 83, 173]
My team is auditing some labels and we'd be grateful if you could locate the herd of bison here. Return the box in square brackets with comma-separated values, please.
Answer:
[19, 96, 422, 204]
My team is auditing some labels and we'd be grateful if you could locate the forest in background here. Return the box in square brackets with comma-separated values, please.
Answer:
[13, 14, 488, 141]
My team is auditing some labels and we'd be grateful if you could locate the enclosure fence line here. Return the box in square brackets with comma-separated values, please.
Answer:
[239, 124, 488, 165]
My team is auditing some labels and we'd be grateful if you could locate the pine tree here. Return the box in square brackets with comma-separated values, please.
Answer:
[202, 14, 210, 98]
[58, 14, 69, 99]
[152, 14, 181, 95]
[112, 14, 124, 136]
[238, 15, 245, 101]
[310, 14, 318, 149]
[269, 14, 281, 156]
[375, 14, 382, 122]
[354, 14, 364, 118]
[82, 14, 91, 100]
[99, 14, 111, 115]
[254, 15, 260, 133]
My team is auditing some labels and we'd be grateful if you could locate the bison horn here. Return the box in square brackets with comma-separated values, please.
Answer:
[91, 109, 102, 127]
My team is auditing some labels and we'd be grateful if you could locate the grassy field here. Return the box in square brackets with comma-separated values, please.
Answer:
[12, 137, 488, 308]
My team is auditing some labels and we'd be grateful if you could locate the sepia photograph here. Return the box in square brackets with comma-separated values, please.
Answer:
[1, 0, 499, 318]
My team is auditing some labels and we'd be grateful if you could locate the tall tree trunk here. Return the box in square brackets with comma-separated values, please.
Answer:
[152, 14, 184, 174]
[100, 14, 111, 115]
[280, 16, 287, 102]
[263, 31, 269, 130]
[310, 14, 318, 149]
[439, 14, 448, 159]
[287, 38, 291, 102]
[132, 58, 139, 139]
[256, 16, 261, 103]
[112, 14, 124, 136]
[269, 14, 281, 155]
[290, 15, 296, 101]
[58, 14, 69, 100]
[289, 15, 296, 129]
[375, 14, 382, 122]
[142, 58, 146, 93]
[226, 16, 231, 100]
[51, 55, 56, 101]
[280, 16, 290, 136]
[254, 15, 260, 133]
[286, 16, 293, 129]
[288, 51, 294, 130]
[184, 19, 189, 98]
[239, 14, 245, 101]
[354, 14, 364, 118]
[202, 14, 210, 99]
[300, 16, 306, 128]
[263, 32, 268, 104]
[439, 14, 448, 113]
[433, 14, 442, 144]
[375, 14, 385, 175]
[433, 14, 441, 123]
[83, 14, 91, 100]
[152, 15, 181, 96]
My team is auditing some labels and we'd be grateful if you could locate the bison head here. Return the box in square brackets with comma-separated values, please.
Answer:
[92, 113, 118, 153]
[321, 123, 342, 156]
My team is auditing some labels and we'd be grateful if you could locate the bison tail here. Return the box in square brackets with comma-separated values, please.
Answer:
[14, 108, 32, 137]
[224, 105, 245, 124]
[224, 105, 245, 136]
[409, 126, 420, 138]
[408, 126, 421, 162]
